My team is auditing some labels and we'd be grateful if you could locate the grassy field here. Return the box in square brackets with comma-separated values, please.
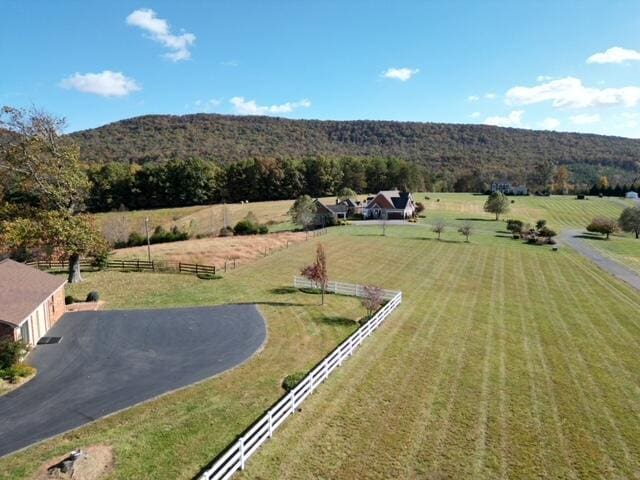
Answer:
[0, 245, 362, 480]
[418, 192, 632, 231]
[3, 195, 638, 479]
[234, 224, 640, 479]
[581, 232, 640, 275]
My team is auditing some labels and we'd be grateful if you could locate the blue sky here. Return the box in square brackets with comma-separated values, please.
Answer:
[2, 1, 640, 136]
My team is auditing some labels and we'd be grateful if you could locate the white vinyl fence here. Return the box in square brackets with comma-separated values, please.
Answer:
[198, 279, 402, 480]
[293, 276, 398, 301]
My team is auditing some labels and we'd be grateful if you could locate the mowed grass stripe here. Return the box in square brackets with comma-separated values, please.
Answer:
[529, 251, 635, 476]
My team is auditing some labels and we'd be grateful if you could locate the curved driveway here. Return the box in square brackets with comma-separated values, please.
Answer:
[0, 304, 266, 457]
[560, 230, 640, 291]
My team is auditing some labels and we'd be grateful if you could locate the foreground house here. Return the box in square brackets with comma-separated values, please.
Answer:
[0, 259, 66, 346]
[363, 190, 416, 219]
[491, 181, 528, 195]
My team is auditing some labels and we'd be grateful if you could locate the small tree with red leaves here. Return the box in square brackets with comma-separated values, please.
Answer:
[301, 243, 328, 305]
[361, 285, 384, 318]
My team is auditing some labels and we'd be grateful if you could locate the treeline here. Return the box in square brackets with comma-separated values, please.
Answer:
[86, 156, 428, 212]
[588, 181, 639, 197]
[69, 113, 640, 186]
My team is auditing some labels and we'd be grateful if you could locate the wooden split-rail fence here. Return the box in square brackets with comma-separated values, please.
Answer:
[198, 277, 402, 480]
[27, 259, 216, 276]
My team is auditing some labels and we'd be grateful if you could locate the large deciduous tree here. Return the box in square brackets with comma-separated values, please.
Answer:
[483, 192, 510, 220]
[1, 211, 108, 283]
[288, 195, 317, 231]
[619, 206, 640, 239]
[0, 106, 89, 212]
[0, 106, 108, 282]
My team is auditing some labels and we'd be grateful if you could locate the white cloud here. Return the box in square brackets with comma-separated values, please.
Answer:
[538, 117, 560, 130]
[126, 9, 196, 62]
[506, 77, 640, 109]
[467, 95, 479, 102]
[570, 113, 601, 125]
[587, 46, 640, 64]
[484, 110, 524, 128]
[193, 98, 222, 112]
[381, 67, 419, 82]
[230, 97, 311, 115]
[60, 70, 140, 97]
[470, 111, 481, 118]
[484, 92, 497, 100]
[537, 75, 553, 82]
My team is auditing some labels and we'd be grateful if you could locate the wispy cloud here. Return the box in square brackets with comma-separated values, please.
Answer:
[484, 110, 524, 128]
[470, 111, 481, 118]
[506, 77, 640, 109]
[381, 67, 419, 82]
[192, 98, 222, 112]
[569, 113, 601, 125]
[467, 95, 480, 102]
[537, 75, 553, 82]
[230, 97, 311, 115]
[60, 70, 140, 97]
[587, 46, 640, 64]
[126, 9, 196, 61]
[538, 117, 560, 130]
[484, 92, 497, 100]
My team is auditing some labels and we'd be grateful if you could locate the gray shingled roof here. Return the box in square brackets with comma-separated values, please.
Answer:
[0, 259, 66, 327]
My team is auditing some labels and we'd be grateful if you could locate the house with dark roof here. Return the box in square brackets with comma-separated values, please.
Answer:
[0, 259, 66, 346]
[363, 190, 416, 219]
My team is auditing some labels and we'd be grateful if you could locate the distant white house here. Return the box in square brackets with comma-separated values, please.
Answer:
[491, 181, 528, 195]
[626, 191, 638, 199]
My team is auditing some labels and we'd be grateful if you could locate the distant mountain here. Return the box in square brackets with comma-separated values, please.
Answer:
[69, 114, 640, 184]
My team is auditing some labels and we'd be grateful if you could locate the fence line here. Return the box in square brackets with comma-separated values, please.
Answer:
[27, 259, 216, 276]
[293, 276, 398, 301]
[198, 279, 402, 480]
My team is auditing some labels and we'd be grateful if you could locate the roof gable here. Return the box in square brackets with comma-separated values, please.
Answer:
[0, 259, 67, 327]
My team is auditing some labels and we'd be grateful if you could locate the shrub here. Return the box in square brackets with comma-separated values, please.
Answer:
[0, 364, 35, 383]
[0, 339, 29, 370]
[92, 251, 110, 270]
[538, 226, 557, 238]
[506, 219, 524, 234]
[233, 219, 259, 235]
[258, 224, 269, 234]
[127, 231, 145, 247]
[536, 219, 547, 230]
[150, 225, 190, 244]
[86, 291, 100, 302]
[65, 295, 75, 305]
[282, 372, 307, 392]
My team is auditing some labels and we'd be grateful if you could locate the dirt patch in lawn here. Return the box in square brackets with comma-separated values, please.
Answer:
[112, 231, 311, 269]
[34, 445, 114, 480]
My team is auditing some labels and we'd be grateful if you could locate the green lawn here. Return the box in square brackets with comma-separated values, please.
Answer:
[0, 244, 362, 480]
[581, 232, 640, 275]
[238, 224, 640, 479]
[418, 192, 631, 231]
[3, 202, 639, 479]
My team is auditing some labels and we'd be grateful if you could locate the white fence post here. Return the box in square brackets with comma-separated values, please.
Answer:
[268, 409, 273, 438]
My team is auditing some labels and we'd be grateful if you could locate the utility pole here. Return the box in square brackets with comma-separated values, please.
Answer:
[144, 217, 151, 262]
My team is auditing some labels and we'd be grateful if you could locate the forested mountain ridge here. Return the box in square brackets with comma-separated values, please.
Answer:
[69, 114, 640, 185]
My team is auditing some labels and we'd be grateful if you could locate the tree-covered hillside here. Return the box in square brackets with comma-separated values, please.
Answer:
[69, 114, 640, 186]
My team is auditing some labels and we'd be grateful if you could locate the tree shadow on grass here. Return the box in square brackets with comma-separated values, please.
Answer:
[320, 316, 358, 327]
[573, 233, 609, 240]
[231, 301, 309, 308]
[269, 287, 298, 295]
[456, 217, 496, 222]
[408, 237, 462, 244]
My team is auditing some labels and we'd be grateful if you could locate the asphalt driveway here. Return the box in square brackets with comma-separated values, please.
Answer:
[0, 304, 266, 457]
